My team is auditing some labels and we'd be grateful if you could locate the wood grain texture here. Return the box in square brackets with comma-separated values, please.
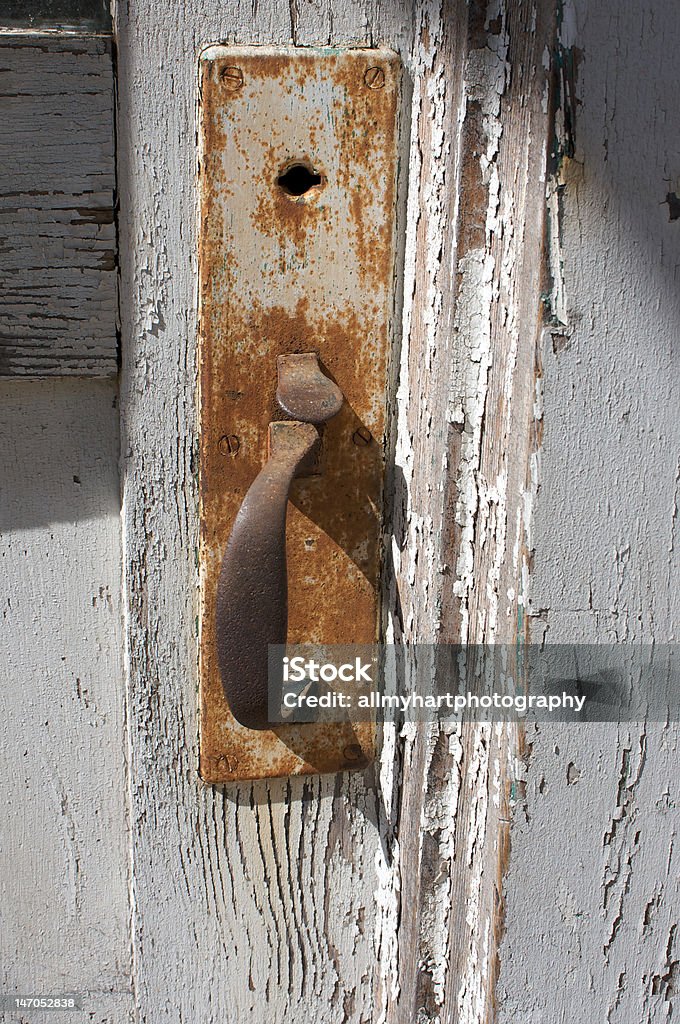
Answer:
[498, 1, 680, 1020]
[0, 34, 117, 378]
[0, 380, 132, 1021]
[115, 4, 412, 1023]
[116, 1, 558, 1021]
[1, 4, 673, 1022]
[384, 2, 557, 1021]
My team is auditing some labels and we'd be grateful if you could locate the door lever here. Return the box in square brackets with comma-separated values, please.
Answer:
[216, 353, 343, 730]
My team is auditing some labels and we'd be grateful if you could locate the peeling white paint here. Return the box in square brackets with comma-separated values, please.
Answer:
[499, 2, 680, 1021]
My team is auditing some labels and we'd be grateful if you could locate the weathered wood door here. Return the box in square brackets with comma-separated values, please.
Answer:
[1, 1, 678, 1022]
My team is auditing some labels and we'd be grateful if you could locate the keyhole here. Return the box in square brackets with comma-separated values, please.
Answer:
[277, 163, 323, 197]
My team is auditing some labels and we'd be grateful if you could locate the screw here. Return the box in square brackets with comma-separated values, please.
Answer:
[218, 434, 240, 456]
[352, 426, 372, 446]
[364, 66, 386, 90]
[343, 744, 363, 762]
[220, 65, 244, 91]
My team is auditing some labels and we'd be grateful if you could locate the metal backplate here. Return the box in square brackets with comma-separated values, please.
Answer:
[198, 46, 400, 782]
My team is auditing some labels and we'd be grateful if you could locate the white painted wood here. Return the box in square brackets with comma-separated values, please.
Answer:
[115, 4, 412, 1022]
[1, 3, 674, 1022]
[3, 3, 669, 1023]
[0, 35, 117, 378]
[116, 1, 555, 1022]
[498, 0, 680, 1020]
[0, 380, 132, 1020]
[1, 4, 675, 1019]
[384, 0, 560, 1017]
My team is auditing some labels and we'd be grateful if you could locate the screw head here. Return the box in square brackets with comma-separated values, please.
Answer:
[352, 426, 372, 446]
[218, 434, 240, 456]
[220, 65, 244, 91]
[364, 66, 386, 90]
[343, 744, 363, 763]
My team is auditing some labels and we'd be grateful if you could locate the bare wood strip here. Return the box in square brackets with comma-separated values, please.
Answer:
[386, 1, 556, 1020]
[0, 34, 117, 377]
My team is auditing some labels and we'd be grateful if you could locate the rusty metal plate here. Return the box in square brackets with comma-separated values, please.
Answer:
[197, 46, 401, 782]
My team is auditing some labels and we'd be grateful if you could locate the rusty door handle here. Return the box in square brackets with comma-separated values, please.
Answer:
[216, 354, 343, 730]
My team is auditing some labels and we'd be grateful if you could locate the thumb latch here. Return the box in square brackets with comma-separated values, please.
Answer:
[216, 353, 343, 730]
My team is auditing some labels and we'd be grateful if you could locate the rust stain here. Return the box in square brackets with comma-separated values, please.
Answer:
[198, 46, 401, 783]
